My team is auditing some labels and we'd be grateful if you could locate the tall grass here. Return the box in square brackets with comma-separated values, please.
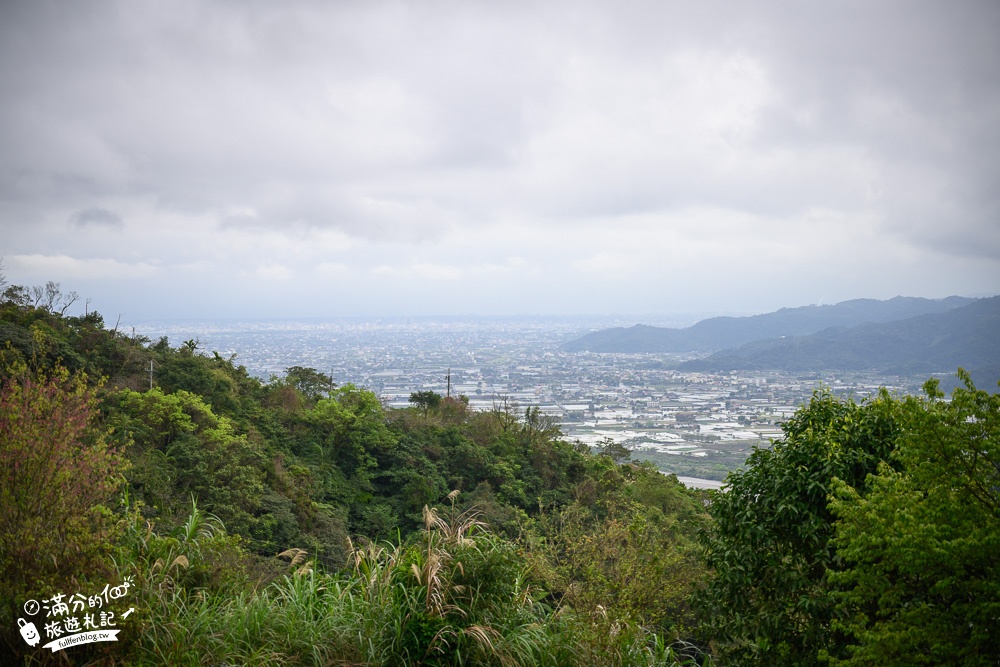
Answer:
[115, 498, 707, 666]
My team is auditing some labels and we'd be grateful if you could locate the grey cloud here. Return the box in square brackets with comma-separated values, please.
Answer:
[740, 1, 1000, 246]
[69, 206, 123, 229]
[0, 0, 996, 317]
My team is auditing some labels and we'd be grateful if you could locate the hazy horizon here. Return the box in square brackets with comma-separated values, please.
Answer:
[89, 293, 992, 342]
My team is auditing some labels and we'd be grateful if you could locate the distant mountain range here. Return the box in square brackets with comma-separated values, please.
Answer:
[562, 296, 975, 353]
[678, 296, 1000, 374]
[562, 295, 1000, 379]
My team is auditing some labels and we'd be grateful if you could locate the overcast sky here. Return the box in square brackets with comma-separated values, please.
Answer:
[1, 0, 998, 320]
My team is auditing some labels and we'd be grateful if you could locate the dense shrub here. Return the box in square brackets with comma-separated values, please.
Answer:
[0, 366, 125, 661]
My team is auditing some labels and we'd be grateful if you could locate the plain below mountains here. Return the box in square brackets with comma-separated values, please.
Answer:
[562, 295, 999, 376]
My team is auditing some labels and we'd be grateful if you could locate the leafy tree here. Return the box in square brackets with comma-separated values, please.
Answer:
[154, 353, 240, 415]
[410, 389, 443, 417]
[0, 308, 87, 375]
[437, 427, 489, 480]
[111, 388, 267, 537]
[533, 471, 706, 636]
[285, 366, 335, 403]
[697, 389, 899, 666]
[597, 436, 632, 464]
[0, 366, 124, 658]
[301, 385, 398, 523]
[828, 371, 1000, 665]
[437, 394, 471, 424]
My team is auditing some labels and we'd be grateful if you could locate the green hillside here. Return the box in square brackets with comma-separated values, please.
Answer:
[0, 281, 712, 665]
[680, 295, 1000, 377]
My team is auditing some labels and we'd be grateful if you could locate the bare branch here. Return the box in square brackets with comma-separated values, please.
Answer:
[57, 291, 79, 316]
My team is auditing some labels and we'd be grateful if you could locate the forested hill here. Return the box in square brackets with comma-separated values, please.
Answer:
[678, 295, 1000, 375]
[0, 281, 714, 664]
[561, 295, 974, 353]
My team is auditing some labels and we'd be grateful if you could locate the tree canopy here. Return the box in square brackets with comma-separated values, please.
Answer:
[698, 389, 900, 666]
[700, 374, 1000, 667]
[828, 372, 1000, 665]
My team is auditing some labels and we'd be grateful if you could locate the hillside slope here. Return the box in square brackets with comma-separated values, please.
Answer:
[678, 296, 1000, 374]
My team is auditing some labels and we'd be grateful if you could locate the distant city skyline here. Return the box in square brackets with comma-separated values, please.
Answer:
[2, 1, 998, 319]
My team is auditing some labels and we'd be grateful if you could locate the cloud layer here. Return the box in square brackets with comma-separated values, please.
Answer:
[1, 0, 998, 319]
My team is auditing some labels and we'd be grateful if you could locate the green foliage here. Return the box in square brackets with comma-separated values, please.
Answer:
[113, 499, 289, 665]
[155, 353, 238, 414]
[0, 299, 148, 384]
[0, 366, 125, 660]
[411, 389, 444, 416]
[532, 462, 708, 640]
[110, 388, 267, 537]
[304, 384, 396, 500]
[597, 436, 632, 464]
[118, 498, 703, 666]
[372, 500, 545, 665]
[283, 366, 335, 403]
[697, 389, 899, 666]
[827, 371, 1000, 665]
